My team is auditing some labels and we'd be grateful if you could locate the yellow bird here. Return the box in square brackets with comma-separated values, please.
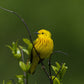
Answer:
[29, 29, 54, 74]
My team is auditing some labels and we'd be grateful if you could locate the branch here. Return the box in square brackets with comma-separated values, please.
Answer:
[41, 62, 50, 79]
[0, 6, 33, 45]
[49, 56, 53, 84]
[20, 48, 25, 62]
[54, 51, 68, 56]
[19, 47, 28, 84]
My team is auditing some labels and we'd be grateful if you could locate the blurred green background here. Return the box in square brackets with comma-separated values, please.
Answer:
[0, 0, 84, 84]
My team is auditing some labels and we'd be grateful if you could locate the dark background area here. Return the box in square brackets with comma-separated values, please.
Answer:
[0, 0, 84, 84]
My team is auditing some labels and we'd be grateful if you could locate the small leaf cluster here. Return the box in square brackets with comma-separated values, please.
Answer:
[51, 62, 68, 84]
[19, 61, 31, 72]
[4, 38, 33, 84]
[7, 42, 21, 59]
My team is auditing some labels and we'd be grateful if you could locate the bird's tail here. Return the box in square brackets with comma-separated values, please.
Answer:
[29, 57, 39, 74]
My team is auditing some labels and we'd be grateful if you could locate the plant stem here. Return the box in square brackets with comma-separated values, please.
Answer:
[54, 51, 68, 56]
[25, 72, 28, 84]
[49, 56, 53, 84]
[49, 56, 51, 76]
[19, 47, 28, 84]
[41, 62, 50, 79]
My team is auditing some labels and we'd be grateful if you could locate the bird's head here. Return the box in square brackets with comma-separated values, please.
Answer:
[36, 29, 51, 38]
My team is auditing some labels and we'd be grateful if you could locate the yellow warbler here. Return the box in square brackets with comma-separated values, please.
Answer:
[29, 29, 54, 74]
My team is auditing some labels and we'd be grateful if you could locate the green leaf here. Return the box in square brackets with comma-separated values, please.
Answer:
[28, 43, 33, 55]
[6, 45, 13, 51]
[23, 38, 31, 45]
[60, 63, 68, 79]
[52, 76, 60, 84]
[19, 45, 29, 55]
[16, 75, 24, 84]
[51, 65, 58, 74]
[12, 42, 17, 51]
[6, 80, 12, 84]
[16, 75, 24, 79]
[3, 80, 5, 84]
[51, 62, 68, 82]
[14, 48, 21, 59]
[19, 61, 27, 72]
[51, 62, 61, 75]
[26, 61, 31, 71]
[7, 42, 21, 59]
[23, 38, 33, 55]
[56, 62, 61, 69]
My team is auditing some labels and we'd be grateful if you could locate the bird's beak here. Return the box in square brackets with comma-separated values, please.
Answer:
[34, 32, 39, 34]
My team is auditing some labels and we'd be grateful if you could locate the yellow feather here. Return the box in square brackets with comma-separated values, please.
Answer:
[29, 29, 54, 74]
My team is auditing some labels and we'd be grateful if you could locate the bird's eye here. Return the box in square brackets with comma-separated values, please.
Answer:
[42, 32, 44, 34]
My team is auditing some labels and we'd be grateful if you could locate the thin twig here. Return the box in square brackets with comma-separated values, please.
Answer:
[25, 72, 28, 84]
[49, 56, 53, 84]
[41, 62, 50, 79]
[54, 51, 68, 56]
[19, 47, 28, 84]
[49, 56, 51, 76]
[20, 48, 25, 62]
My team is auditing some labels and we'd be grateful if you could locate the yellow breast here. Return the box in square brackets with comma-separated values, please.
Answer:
[34, 37, 54, 59]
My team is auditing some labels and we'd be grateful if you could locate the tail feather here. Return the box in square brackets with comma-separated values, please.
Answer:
[29, 56, 39, 74]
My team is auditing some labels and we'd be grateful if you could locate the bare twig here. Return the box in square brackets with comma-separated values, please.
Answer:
[49, 56, 53, 84]
[25, 72, 28, 84]
[49, 56, 51, 76]
[41, 62, 50, 79]
[20, 48, 25, 62]
[54, 51, 68, 56]
[19, 47, 28, 84]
